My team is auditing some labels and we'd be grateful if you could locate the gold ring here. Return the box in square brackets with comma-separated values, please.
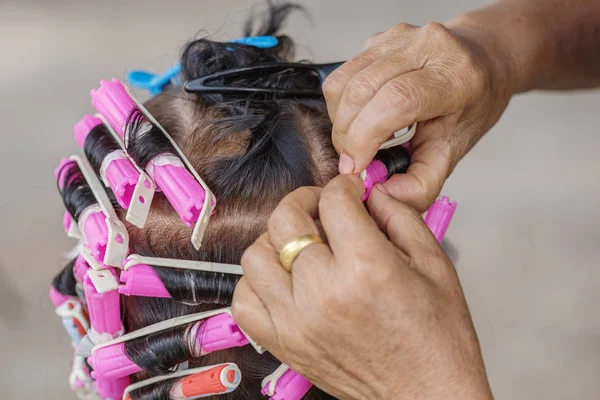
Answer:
[279, 234, 324, 273]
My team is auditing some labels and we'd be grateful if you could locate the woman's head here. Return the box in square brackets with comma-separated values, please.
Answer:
[117, 3, 337, 399]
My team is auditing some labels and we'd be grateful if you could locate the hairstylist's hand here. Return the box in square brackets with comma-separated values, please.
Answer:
[232, 175, 493, 400]
[323, 21, 514, 211]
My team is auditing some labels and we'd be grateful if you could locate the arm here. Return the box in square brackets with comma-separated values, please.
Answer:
[451, 0, 600, 92]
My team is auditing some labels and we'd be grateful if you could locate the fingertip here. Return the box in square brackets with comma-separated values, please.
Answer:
[338, 153, 354, 175]
[381, 174, 438, 213]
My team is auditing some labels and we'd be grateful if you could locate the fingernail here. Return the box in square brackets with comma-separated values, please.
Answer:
[375, 183, 390, 195]
[338, 153, 354, 174]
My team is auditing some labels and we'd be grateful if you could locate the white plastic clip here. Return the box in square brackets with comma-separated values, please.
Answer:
[70, 155, 129, 268]
[55, 299, 90, 332]
[123, 254, 243, 275]
[132, 95, 216, 250]
[261, 363, 291, 397]
[94, 113, 156, 229]
[379, 122, 417, 150]
[87, 269, 119, 293]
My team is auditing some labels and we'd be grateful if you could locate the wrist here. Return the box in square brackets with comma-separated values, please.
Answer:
[446, 2, 549, 94]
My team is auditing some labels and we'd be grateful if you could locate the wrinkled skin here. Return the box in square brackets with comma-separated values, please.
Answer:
[233, 176, 493, 400]
[323, 22, 513, 212]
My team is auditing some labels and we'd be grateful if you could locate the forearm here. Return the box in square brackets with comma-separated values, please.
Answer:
[448, 0, 600, 93]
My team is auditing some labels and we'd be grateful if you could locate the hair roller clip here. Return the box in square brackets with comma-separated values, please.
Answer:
[69, 353, 100, 400]
[74, 115, 141, 209]
[119, 254, 243, 298]
[89, 308, 259, 381]
[359, 159, 388, 201]
[90, 80, 137, 139]
[57, 156, 129, 269]
[91, 79, 215, 248]
[118, 263, 171, 298]
[121, 363, 241, 400]
[424, 196, 457, 243]
[52, 293, 90, 348]
[145, 153, 206, 228]
[73, 255, 91, 283]
[127, 64, 182, 96]
[261, 364, 312, 400]
[84, 268, 124, 344]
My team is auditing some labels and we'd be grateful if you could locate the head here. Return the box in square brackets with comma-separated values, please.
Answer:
[115, 3, 337, 399]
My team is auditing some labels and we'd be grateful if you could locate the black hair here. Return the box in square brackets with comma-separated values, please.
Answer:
[124, 109, 180, 169]
[117, 3, 377, 400]
[374, 146, 411, 178]
[83, 124, 123, 175]
[153, 266, 240, 305]
[125, 323, 196, 376]
[57, 160, 98, 222]
[51, 258, 78, 297]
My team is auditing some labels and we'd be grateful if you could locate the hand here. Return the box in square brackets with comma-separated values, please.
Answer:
[232, 175, 493, 400]
[322, 21, 515, 212]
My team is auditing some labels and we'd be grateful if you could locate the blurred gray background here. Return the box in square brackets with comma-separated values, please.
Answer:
[1, 0, 599, 398]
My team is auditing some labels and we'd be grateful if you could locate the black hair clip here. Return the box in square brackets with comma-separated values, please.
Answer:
[184, 62, 344, 96]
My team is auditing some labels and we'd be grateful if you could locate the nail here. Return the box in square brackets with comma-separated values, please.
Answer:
[375, 183, 390, 195]
[338, 153, 354, 174]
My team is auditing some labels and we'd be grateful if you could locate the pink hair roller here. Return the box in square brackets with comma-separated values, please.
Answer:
[118, 263, 171, 298]
[83, 269, 123, 340]
[424, 196, 457, 243]
[49, 286, 73, 308]
[95, 376, 130, 400]
[74, 115, 140, 209]
[63, 212, 73, 234]
[55, 159, 111, 266]
[148, 159, 206, 227]
[73, 255, 90, 283]
[89, 343, 141, 381]
[196, 313, 249, 355]
[80, 208, 110, 266]
[89, 313, 249, 381]
[261, 369, 312, 400]
[55, 158, 77, 190]
[91, 79, 207, 227]
[90, 79, 136, 139]
[360, 159, 388, 202]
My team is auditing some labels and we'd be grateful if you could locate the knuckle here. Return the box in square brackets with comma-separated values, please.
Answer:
[342, 75, 379, 109]
[322, 71, 347, 99]
[422, 22, 452, 40]
[388, 22, 415, 36]
[384, 79, 418, 116]
[240, 244, 264, 268]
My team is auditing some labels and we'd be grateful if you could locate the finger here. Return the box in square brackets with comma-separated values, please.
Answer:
[382, 118, 455, 212]
[322, 46, 387, 124]
[240, 235, 293, 312]
[267, 187, 321, 251]
[366, 184, 436, 255]
[231, 277, 280, 354]
[361, 32, 385, 50]
[343, 69, 468, 173]
[367, 185, 455, 283]
[267, 186, 334, 272]
[332, 51, 422, 154]
[318, 174, 389, 261]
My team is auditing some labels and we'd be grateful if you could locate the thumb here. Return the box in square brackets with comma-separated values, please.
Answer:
[382, 117, 456, 213]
